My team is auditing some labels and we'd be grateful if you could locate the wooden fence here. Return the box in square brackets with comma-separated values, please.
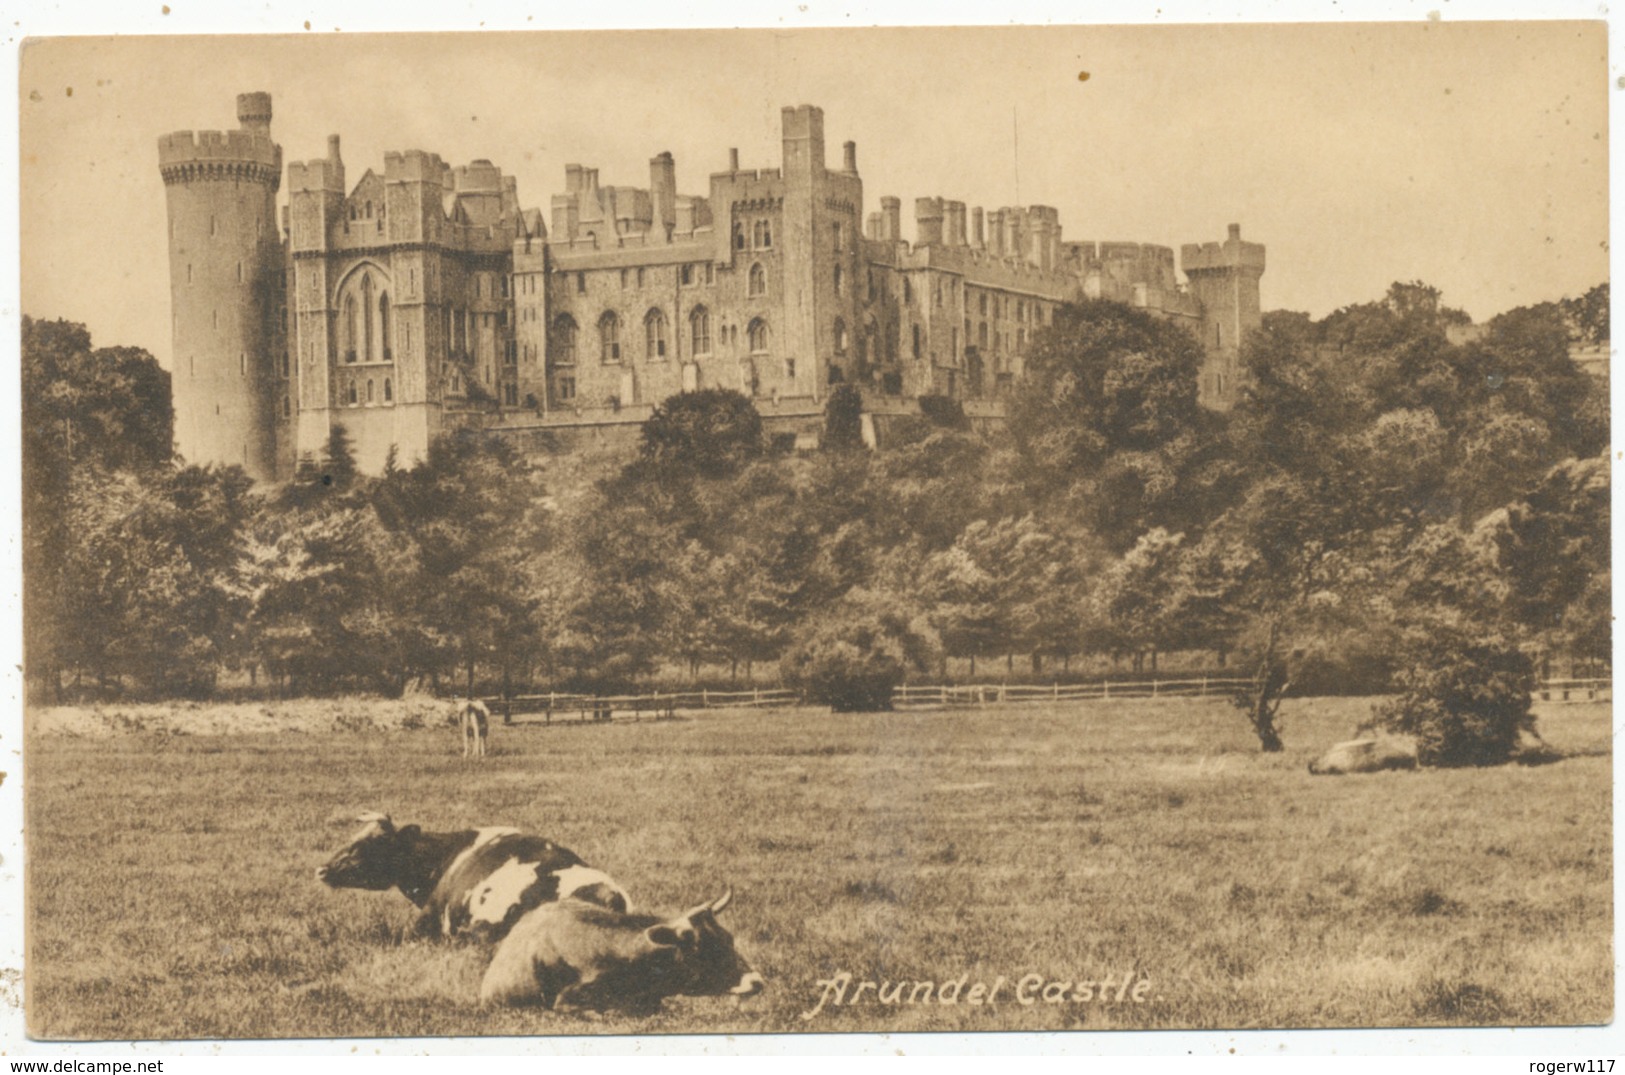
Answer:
[479, 675, 1608, 726]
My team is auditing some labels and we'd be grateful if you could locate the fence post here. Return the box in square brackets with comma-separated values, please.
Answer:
[703, 688, 709, 708]
[1103, 680, 1109, 700]
[1152, 679, 1159, 698]
[1054, 681, 1059, 701]
[754, 687, 760, 706]
[1201, 675, 1208, 697]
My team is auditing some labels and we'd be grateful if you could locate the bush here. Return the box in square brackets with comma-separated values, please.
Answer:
[780, 589, 939, 712]
[823, 383, 865, 451]
[1373, 629, 1536, 767]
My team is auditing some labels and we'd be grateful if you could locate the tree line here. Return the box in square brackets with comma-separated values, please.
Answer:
[21, 281, 1609, 752]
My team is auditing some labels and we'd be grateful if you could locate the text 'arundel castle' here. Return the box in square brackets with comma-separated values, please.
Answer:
[159, 92, 1265, 480]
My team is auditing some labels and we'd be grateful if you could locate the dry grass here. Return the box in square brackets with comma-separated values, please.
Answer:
[24, 695, 1611, 1039]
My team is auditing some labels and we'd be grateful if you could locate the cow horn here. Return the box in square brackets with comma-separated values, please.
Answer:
[710, 887, 733, 914]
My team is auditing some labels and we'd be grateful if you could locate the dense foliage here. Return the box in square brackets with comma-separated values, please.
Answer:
[21, 282, 1609, 740]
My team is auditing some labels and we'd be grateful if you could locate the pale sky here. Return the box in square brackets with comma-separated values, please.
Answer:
[17, 20, 1610, 372]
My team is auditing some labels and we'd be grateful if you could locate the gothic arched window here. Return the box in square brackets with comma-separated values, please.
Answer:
[748, 263, 766, 297]
[552, 314, 578, 365]
[599, 311, 622, 363]
[690, 306, 712, 355]
[645, 308, 668, 360]
[747, 318, 769, 354]
[378, 292, 392, 362]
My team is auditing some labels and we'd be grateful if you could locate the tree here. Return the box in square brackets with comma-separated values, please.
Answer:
[823, 383, 865, 451]
[639, 389, 764, 478]
[1009, 299, 1222, 547]
[1373, 626, 1536, 767]
[780, 587, 939, 711]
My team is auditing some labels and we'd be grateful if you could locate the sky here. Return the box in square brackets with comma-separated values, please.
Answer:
[16, 19, 1610, 372]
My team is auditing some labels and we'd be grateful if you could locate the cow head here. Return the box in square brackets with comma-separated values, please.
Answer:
[642, 888, 765, 1000]
[315, 811, 418, 890]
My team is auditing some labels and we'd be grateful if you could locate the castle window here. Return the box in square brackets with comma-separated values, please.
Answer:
[599, 311, 622, 363]
[367, 379, 375, 403]
[348, 382, 358, 405]
[903, 278, 912, 305]
[385, 378, 393, 402]
[361, 274, 376, 362]
[637, 268, 646, 288]
[365, 200, 373, 219]
[979, 293, 987, 316]
[748, 318, 769, 354]
[784, 357, 796, 381]
[283, 396, 291, 418]
[834, 264, 844, 295]
[706, 262, 716, 285]
[505, 383, 518, 406]
[952, 327, 959, 357]
[733, 224, 746, 251]
[551, 314, 578, 366]
[753, 220, 772, 249]
[912, 324, 922, 360]
[349, 205, 357, 221]
[558, 375, 576, 401]
[690, 306, 712, 355]
[681, 265, 694, 287]
[645, 308, 668, 359]
[866, 271, 875, 302]
[379, 293, 392, 362]
[239, 352, 246, 376]
[1018, 329, 1026, 350]
[620, 269, 629, 290]
[237, 262, 243, 283]
[833, 222, 843, 253]
[834, 317, 848, 355]
[978, 322, 988, 348]
[748, 263, 766, 297]
[577, 272, 586, 294]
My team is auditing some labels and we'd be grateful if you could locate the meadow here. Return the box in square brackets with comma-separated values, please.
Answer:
[24, 694, 1612, 1039]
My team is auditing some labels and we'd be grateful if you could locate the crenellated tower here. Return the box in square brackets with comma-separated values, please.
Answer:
[1181, 223, 1266, 410]
[158, 92, 283, 479]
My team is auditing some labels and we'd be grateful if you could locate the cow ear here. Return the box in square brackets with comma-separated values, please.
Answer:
[356, 811, 395, 833]
[645, 925, 682, 949]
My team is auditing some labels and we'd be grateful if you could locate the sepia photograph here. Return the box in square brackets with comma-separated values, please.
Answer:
[10, 12, 1615, 1050]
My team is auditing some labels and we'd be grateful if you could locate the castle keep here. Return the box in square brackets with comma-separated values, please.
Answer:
[161, 93, 1265, 480]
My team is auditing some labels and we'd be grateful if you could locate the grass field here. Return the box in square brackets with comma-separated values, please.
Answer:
[24, 694, 1612, 1039]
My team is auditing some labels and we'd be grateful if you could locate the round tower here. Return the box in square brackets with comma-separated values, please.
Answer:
[158, 92, 283, 479]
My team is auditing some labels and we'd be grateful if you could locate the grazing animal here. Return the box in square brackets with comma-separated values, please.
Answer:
[480, 889, 765, 1013]
[1308, 737, 1418, 775]
[456, 697, 491, 759]
[315, 812, 630, 941]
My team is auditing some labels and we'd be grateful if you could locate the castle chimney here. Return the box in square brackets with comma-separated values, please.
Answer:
[866, 211, 881, 241]
[915, 197, 944, 246]
[1228, 223, 1241, 241]
[945, 201, 967, 247]
[881, 196, 901, 242]
[842, 140, 857, 174]
[327, 134, 341, 164]
[971, 207, 985, 249]
[728, 147, 739, 172]
[987, 209, 1004, 256]
[565, 164, 583, 193]
[650, 151, 676, 237]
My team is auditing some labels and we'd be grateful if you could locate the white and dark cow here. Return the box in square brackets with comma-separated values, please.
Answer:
[480, 888, 765, 1013]
[315, 812, 630, 941]
[1308, 737, 1418, 775]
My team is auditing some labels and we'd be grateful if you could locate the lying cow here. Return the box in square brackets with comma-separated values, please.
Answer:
[454, 697, 490, 759]
[315, 812, 630, 941]
[1308, 737, 1418, 775]
[480, 888, 765, 1014]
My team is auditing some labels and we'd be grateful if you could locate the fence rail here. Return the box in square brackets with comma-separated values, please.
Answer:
[478, 675, 1608, 726]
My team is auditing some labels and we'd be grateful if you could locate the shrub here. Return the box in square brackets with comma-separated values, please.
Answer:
[823, 383, 865, 451]
[780, 589, 939, 712]
[916, 393, 970, 430]
[1373, 629, 1536, 767]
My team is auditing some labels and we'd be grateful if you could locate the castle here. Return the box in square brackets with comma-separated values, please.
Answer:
[160, 93, 1265, 480]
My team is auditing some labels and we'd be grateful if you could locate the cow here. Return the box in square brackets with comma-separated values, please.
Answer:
[315, 812, 630, 942]
[479, 888, 765, 1014]
[455, 697, 491, 759]
[1308, 737, 1418, 775]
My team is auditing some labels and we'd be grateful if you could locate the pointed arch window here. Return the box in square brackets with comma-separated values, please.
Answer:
[347, 382, 358, 405]
[343, 295, 358, 363]
[367, 379, 375, 403]
[551, 314, 578, 366]
[645, 308, 668, 360]
[379, 292, 392, 362]
[834, 317, 849, 355]
[384, 377, 393, 402]
[748, 262, 766, 297]
[361, 273, 376, 361]
[599, 311, 622, 363]
[833, 264, 844, 295]
[747, 318, 769, 354]
[690, 306, 712, 355]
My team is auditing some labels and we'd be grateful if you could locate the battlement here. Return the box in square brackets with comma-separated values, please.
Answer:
[288, 157, 345, 194]
[158, 128, 281, 171]
[454, 159, 504, 194]
[1180, 223, 1266, 275]
[384, 149, 448, 184]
